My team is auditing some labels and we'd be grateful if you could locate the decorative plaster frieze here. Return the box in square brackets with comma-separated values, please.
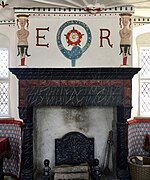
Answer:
[0, 6, 134, 25]
[133, 17, 150, 27]
[14, 6, 134, 15]
[0, 20, 15, 25]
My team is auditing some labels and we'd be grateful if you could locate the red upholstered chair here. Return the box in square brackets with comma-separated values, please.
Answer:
[0, 119, 23, 180]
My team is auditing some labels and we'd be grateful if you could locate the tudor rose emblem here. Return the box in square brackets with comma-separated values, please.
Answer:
[57, 20, 92, 67]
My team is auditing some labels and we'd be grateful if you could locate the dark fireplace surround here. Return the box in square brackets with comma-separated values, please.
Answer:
[9, 67, 140, 180]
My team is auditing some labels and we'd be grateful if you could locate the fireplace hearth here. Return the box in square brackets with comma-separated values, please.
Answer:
[9, 67, 140, 180]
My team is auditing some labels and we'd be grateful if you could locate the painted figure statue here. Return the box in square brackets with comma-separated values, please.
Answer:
[16, 14, 30, 66]
[119, 13, 132, 66]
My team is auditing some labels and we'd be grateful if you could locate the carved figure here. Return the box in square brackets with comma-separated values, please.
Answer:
[119, 13, 132, 66]
[16, 14, 30, 66]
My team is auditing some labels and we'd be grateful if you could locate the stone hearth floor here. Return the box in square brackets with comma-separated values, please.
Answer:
[4, 172, 119, 180]
[34, 172, 118, 180]
[4, 177, 15, 180]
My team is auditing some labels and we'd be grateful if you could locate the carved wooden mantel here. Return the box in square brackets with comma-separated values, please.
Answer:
[9, 67, 140, 180]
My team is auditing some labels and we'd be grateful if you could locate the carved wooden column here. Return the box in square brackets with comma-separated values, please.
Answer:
[116, 106, 132, 179]
[19, 107, 33, 179]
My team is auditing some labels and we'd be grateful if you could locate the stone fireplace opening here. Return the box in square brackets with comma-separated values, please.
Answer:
[33, 106, 115, 174]
[9, 67, 140, 180]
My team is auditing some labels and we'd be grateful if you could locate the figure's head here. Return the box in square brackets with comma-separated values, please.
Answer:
[44, 159, 50, 166]
[17, 14, 29, 28]
[119, 13, 132, 28]
[93, 158, 99, 166]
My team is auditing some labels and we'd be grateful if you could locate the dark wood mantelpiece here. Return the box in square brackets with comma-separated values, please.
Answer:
[9, 67, 140, 180]
[9, 67, 140, 80]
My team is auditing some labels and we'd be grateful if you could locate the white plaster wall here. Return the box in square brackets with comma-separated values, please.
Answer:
[33, 106, 114, 171]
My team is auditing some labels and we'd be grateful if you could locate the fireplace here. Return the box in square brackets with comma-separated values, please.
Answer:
[9, 67, 140, 180]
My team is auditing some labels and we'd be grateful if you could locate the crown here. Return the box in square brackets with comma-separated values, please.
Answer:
[17, 14, 29, 19]
[119, 13, 132, 17]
